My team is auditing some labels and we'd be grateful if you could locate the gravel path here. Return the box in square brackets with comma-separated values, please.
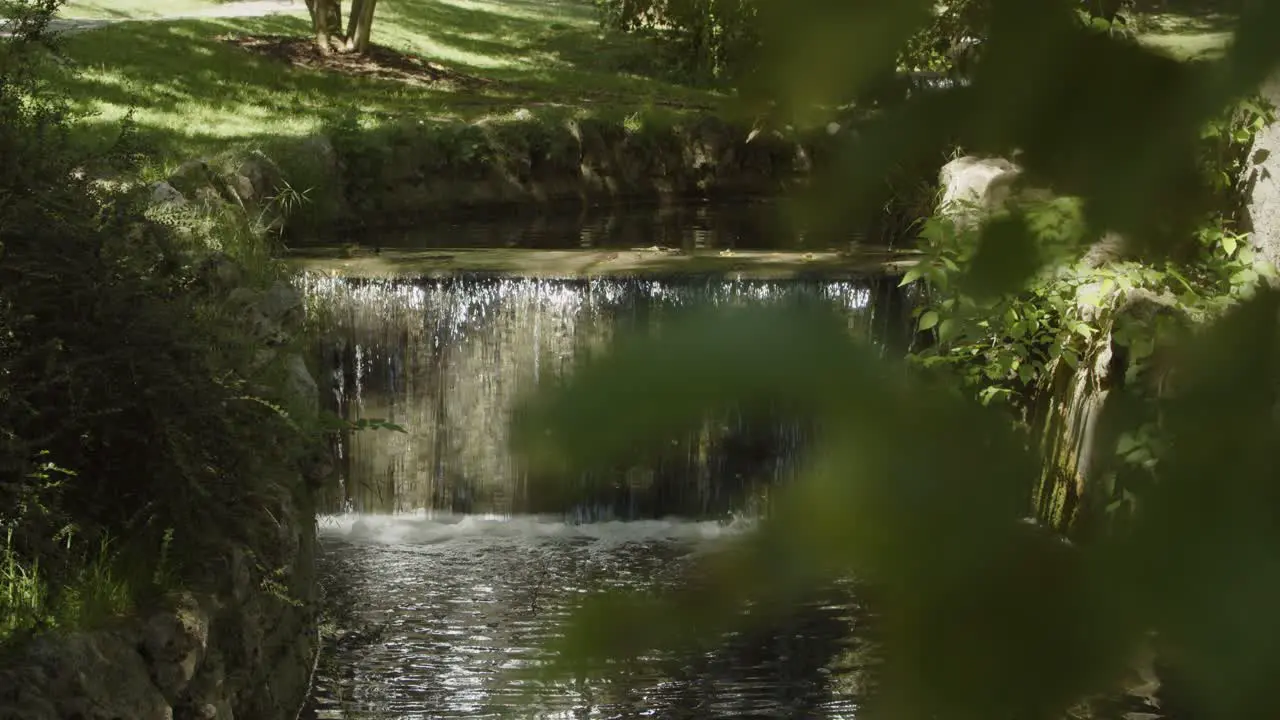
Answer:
[2, 0, 306, 35]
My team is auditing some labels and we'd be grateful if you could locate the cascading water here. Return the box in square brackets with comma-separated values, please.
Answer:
[302, 274, 907, 520]
[299, 265, 907, 719]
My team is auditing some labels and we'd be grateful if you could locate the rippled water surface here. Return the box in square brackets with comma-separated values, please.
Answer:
[306, 515, 865, 720]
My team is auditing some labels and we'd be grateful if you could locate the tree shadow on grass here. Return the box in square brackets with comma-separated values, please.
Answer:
[51, 14, 535, 158]
[372, 0, 720, 105]
[50, 1, 721, 160]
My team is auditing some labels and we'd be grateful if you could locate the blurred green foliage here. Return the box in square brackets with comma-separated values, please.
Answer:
[909, 98, 1275, 413]
[515, 0, 1280, 717]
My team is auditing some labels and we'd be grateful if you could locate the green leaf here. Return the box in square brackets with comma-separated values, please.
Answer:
[900, 266, 925, 286]
[1232, 268, 1259, 286]
[1017, 364, 1034, 384]
[1116, 432, 1141, 457]
[1222, 234, 1238, 256]
[1072, 322, 1096, 339]
[919, 310, 941, 331]
[938, 318, 958, 342]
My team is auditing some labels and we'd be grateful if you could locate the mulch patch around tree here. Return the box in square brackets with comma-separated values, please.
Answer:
[218, 34, 495, 91]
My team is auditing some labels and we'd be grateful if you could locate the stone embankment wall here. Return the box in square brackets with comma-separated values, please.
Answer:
[143, 112, 892, 240]
[0, 270, 324, 720]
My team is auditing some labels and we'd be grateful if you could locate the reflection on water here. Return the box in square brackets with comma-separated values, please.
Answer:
[305, 515, 866, 720]
[303, 274, 910, 519]
[348, 199, 870, 252]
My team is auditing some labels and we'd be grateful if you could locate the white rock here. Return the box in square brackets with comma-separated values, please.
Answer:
[937, 155, 1022, 229]
[150, 181, 188, 209]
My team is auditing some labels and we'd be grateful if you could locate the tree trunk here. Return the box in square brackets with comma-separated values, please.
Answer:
[305, 0, 344, 54]
[344, 0, 378, 54]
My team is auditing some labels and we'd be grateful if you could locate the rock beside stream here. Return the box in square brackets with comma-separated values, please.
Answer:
[0, 583, 315, 720]
[0, 257, 323, 720]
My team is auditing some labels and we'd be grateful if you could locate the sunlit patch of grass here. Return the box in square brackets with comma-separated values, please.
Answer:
[0, 529, 169, 645]
[45, 0, 723, 167]
[1, 528, 48, 642]
[60, 0, 224, 20]
[1139, 31, 1233, 61]
[51, 537, 134, 631]
[1132, 11, 1235, 61]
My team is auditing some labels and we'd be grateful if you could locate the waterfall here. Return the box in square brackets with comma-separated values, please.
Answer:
[300, 273, 906, 519]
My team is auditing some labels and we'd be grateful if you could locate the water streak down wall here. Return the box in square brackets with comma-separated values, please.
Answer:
[301, 274, 907, 519]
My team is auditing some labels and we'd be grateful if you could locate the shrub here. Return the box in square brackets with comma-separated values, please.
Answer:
[0, 0, 311, 642]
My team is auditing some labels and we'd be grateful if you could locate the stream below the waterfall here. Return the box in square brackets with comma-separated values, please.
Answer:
[307, 515, 867, 719]
[301, 202, 903, 719]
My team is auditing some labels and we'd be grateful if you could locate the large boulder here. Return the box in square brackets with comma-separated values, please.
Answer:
[937, 155, 1023, 229]
[228, 280, 306, 347]
[151, 181, 189, 210]
[168, 160, 232, 209]
[939, 155, 1131, 264]
[230, 150, 283, 206]
[141, 593, 214, 705]
[0, 629, 173, 720]
[283, 352, 319, 415]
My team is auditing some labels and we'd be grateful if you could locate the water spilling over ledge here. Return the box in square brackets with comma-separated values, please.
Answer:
[287, 246, 918, 281]
[301, 269, 911, 519]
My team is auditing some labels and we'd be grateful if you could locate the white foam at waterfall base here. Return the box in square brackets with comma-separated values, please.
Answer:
[318, 512, 757, 546]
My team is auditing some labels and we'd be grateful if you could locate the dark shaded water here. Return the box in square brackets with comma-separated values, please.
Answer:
[301, 211, 905, 718]
[354, 198, 878, 252]
[308, 516, 867, 719]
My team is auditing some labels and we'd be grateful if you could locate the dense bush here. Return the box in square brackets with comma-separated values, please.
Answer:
[593, 0, 760, 85]
[593, 0, 1137, 88]
[0, 1, 311, 640]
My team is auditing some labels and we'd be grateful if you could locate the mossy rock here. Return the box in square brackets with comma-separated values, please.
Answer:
[167, 159, 237, 208]
[530, 120, 584, 179]
[621, 120, 685, 184]
[577, 116, 629, 175]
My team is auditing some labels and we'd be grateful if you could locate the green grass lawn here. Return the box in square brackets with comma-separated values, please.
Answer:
[60, 0, 224, 20]
[1132, 10, 1235, 60]
[49, 0, 725, 172]
[47, 0, 1242, 176]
